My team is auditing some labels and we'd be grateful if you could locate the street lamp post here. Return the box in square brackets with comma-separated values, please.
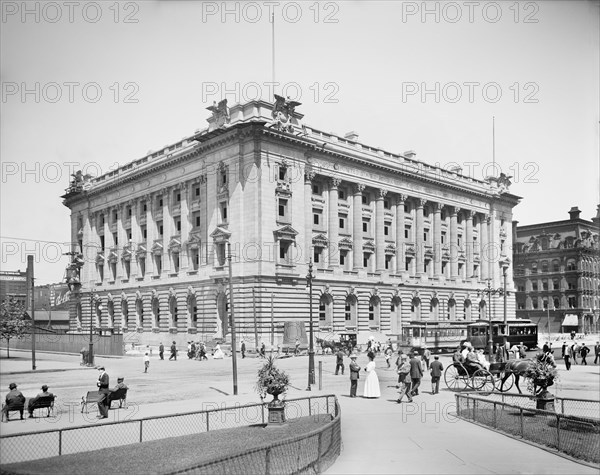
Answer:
[477, 278, 508, 361]
[306, 259, 315, 390]
[502, 260, 510, 347]
[88, 293, 95, 366]
[227, 242, 238, 396]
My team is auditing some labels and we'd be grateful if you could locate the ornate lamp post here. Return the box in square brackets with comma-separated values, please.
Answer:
[227, 241, 238, 396]
[306, 259, 315, 390]
[501, 259, 510, 346]
[477, 278, 508, 361]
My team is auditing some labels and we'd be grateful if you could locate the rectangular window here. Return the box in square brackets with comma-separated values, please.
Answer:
[278, 166, 287, 181]
[384, 199, 390, 210]
[194, 185, 200, 197]
[127, 229, 132, 240]
[175, 217, 181, 232]
[384, 221, 391, 236]
[278, 198, 288, 218]
[127, 207, 132, 217]
[423, 231, 428, 243]
[193, 211, 201, 228]
[340, 250, 347, 267]
[441, 231, 446, 244]
[338, 189, 345, 200]
[362, 195, 368, 205]
[339, 214, 347, 230]
[312, 184, 320, 195]
[100, 235, 105, 251]
[141, 226, 147, 240]
[532, 282, 538, 291]
[313, 209, 322, 226]
[314, 248, 321, 264]
[404, 204, 409, 213]
[345, 303, 351, 321]
[542, 280, 548, 291]
[405, 226, 411, 240]
[220, 202, 228, 223]
[405, 257, 411, 272]
[157, 221, 163, 236]
[142, 202, 147, 212]
[113, 232, 118, 246]
[112, 210, 118, 223]
[158, 197, 163, 208]
[385, 255, 392, 270]
[175, 191, 181, 202]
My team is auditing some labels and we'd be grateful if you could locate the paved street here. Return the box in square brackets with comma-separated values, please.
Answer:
[0, 348, 598, 473]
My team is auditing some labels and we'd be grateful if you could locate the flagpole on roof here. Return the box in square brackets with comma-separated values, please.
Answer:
[271, 12, 276, 97]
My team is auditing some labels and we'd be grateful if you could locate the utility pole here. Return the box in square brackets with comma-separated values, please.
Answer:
[227, 242, 238, 396]
[306, 259, 315, 390]
[28, 255, 36, 370]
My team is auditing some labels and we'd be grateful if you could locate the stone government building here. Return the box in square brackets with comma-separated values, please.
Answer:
[62, 98, 520, 349]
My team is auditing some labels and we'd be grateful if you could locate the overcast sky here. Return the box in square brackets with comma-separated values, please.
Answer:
[1, 0, 599, 284]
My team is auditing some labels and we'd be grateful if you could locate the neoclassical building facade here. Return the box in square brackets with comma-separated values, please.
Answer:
[62, 99, 520, 348]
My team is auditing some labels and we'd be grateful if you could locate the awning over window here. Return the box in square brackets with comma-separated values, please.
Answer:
[562, 314, 579, 327]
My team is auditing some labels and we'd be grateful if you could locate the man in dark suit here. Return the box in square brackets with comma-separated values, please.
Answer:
[429, 356, 444, 395]
[349, 353, 361, 397]
[409, 352, 423, 397]
[2, 383, 25, 421]
[241, 340, 246, 359]
[169, 341, 177, 361]
[97, 366, 110, 419]
[27, 385, 54, 418]
[335, 349, 345, 375]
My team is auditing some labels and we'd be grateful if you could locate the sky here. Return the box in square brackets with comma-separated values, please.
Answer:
[1, 0, 599, 284]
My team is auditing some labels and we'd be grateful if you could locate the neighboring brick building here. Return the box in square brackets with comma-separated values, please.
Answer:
[513, 206, 600, 334]
[61, 98, 520, 348]
[0, 270, 28, 306]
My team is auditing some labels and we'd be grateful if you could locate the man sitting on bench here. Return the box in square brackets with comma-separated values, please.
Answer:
[28, 384, 54, 418]
[2, 383, 26, 421]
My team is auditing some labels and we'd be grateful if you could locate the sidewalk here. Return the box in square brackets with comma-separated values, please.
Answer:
[1, 349, 598, 474]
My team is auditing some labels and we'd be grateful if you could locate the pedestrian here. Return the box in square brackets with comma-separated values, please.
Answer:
[518, 342, 527, 359]
[335, 349, 345, 375]
[295, 338, 300, 356]
[561, 341, 567, 359]
[594, 341, 600, 365]
[409, 351, 423, 397]
[384, 347, 392, 368]
[542, 342, 549, 353]
[496, 341, 509, 363]
[143, 352, 150, 373]
[452, 346, 463, 363]
[96, 366, 110, 419]
[429, 356, 444, 395]
[27, 385, 54, 418]
[395, 349, 404, 371]
[260, 342, 266, 358]
[241, 339, 246, 359]
[570, 344, 578, 365]
[422, 346, 431, 370]
[159, 342, 164, 360]
[564, 352, 571, 370]
[1, 383, 25, 421]
[363, 351, 380, 398]
[349, 352, 361, 397]
[580, 343, 590, 365]
[396, 355, 412, 403]
[169, 341, 177, 361]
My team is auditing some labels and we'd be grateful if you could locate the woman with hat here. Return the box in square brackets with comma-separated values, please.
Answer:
[363, 351, 381, 398]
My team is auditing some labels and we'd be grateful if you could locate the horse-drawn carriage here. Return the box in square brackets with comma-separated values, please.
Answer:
[315, 332, 357, 355]
[444, 361, 515, 392]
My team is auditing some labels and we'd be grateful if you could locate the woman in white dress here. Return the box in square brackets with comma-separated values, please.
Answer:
[363, 351, 381, 398]
[213, 344, 225, 359]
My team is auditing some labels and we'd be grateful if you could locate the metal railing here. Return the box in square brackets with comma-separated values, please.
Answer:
[0, 394, 340, 473]
[455, 393, 599, 466]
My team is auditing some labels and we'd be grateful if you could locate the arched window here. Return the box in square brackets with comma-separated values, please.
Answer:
[429, 298, 439, 320]
[169, 295, 178, 328]
[390, 297, 402, 334]
[368, 296, 380, 329]
[122, 300, 129, 328]
[478, 300, 486, 320]
[187, 294, 197, 328]
[552, 259, 560, 272]
[448, 299, 456, 321]
[136, 299, 143, 327]
[107, 300, 114, 328]
[344, 294, 357, 328]
[541, 260, 548, 273]
[411, 297, 421, 321]
[152, 297, 160, 328]
[553, 297, 560, 309]
[463, 299, 472, 321]
[566, 260, 576, 271]
[319, 294, 333, 328]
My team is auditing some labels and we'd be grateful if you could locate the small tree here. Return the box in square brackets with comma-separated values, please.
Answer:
[0, 299, 31, 358]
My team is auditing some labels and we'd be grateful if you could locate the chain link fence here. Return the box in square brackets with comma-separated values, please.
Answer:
[456, 393, 599, 466]
[0, 394, 340, 472]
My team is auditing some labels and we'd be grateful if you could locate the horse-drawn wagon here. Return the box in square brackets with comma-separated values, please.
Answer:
[444, 361, 514, 392]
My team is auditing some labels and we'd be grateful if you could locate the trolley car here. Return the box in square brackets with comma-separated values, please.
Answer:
[398, 323, 467, 353]
[467, 319, 538, 350]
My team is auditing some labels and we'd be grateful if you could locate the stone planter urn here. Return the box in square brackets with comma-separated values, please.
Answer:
[267, 393, 286, 424]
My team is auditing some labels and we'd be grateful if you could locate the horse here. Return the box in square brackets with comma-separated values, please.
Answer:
[499, 353, 556, 395]
[315, 337, 337, 354]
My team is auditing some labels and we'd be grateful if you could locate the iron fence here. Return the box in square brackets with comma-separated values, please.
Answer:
[455, 393, 599, 466]
[0, 394, 340, 472]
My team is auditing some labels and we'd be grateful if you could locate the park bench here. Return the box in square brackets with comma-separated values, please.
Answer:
[1, 402, 25, 422]
[29, 395, 56, 418]
[81, 388, 128, 413]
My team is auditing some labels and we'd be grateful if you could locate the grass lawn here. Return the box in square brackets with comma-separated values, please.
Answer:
[1, 415, 332, 475]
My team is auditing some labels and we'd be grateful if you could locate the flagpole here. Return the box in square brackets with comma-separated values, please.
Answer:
[271, 12, 275, 95]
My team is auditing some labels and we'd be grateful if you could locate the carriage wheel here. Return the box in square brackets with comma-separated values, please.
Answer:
[444, 364, 468, 391]
[494, 372, 515, 392]
[472, 369, 494, 392]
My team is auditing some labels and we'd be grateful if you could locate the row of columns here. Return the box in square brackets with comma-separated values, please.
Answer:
[304, 173, 510, 282]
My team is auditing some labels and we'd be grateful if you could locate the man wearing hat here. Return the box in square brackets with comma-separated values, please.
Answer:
[2, 383, 25, 421]
[409, 351, 423, 397]
[429, 356, 444, 395]
[27, 385, 54, 418]
[97, 366, 110, 419]
[349, 352, 361, 397]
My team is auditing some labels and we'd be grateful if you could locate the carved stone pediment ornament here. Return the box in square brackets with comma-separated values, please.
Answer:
[273, 224, 299, 242]
[271, 94, 302, 133]
[207, 99, 230, 131]
[312, 233, 329, 247]
[210, 226, 232, 243]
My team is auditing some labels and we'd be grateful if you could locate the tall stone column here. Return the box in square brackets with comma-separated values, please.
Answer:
[504, 213, 514, 288]
[433, 202, 443, 278]
[180, 182, 190, 270]
[129, 199, 140, 278]
[116, 203, 127, 280]
[465, 210, 474, 280]
[104, 208, 113, 250]
[304, 172, 315, 264]
[84, 211, 97, 286]
[353, 184, 365, 270]
[449, 207, 459, 279]
[395, 194, 407, 274]
[145, 193, 156, 276]
[162, 187, 172, 273]
[375, 189, 387, 272]
[328, 177, 341, 267]
[415, 199, 426, 276]
[480, 213, 489, 281]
